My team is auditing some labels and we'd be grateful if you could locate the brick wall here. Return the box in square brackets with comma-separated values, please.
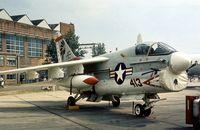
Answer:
[60, 22, 75, 35]
[0, 19, 53, 39]
[0, 19, 75, 85]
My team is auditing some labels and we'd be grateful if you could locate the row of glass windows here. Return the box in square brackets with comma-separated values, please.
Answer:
[0, 56, 16, 66]
[0, 74, 16, 80]
[3, 34, 50, 57]
[6, 57, 16, 66]
[7, 74, 16, 80]
[28, 38, 42, 57]
[6, 34, 24, 56]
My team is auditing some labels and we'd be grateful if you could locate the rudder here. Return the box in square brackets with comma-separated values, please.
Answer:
[55, 34, 77, 62]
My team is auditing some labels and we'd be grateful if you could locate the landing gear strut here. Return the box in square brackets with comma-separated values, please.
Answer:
[134, 94, 161, 117]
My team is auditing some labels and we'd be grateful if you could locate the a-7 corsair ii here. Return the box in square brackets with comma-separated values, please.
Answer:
[0, 35, 191, 117]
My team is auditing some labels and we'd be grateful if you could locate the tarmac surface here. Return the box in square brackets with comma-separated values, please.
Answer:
[0, 86, 199, 130]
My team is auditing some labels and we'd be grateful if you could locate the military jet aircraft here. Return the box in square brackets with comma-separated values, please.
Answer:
[187, 54, 200, 80]
[0, 35, 191, 117]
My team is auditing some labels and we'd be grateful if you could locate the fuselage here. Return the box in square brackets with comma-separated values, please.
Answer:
[187, 54, 200, 78]
[81, 42, 190, 96]
[33, 41, 190, 98]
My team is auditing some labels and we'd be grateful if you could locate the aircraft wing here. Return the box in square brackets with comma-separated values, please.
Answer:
[0, 57, 109, 74]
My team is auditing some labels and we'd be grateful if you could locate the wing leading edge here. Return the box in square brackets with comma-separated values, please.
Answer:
[0, 57, 109, 74]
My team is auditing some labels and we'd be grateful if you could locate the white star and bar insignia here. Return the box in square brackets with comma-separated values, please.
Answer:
[109, 63, 133, 85]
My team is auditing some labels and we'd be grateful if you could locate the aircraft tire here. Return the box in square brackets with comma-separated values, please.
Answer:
[112, 97, 120, 107]
[143, 108, 151, 117]
[67, 96, 76, 106]
[135, 104, 144, 117]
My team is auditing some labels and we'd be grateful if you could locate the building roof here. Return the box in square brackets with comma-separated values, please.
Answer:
[0, 9, 72, 32]
[49, 24, 59, 30]
[32, 19, 51, 29]
[11, 14, 33, 25]
[31, 19, 43, 25]
[11, 14, 25, 21]
[0, 9, 12, 21]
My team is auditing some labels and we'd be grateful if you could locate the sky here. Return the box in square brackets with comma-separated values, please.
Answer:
[1, 0, 200, 54]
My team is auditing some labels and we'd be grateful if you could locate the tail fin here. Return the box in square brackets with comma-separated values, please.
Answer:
[54, 33, 83, 75]
[55, 34, 77, 62]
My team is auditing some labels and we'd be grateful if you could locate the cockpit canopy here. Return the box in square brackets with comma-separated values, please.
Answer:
[135, 42, 176, 56]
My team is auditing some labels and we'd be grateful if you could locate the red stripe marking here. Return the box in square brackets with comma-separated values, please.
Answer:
[55, 35, 63, 42]
[143, 75, 159, 85]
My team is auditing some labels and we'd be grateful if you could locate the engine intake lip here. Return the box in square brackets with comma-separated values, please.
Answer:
[159, 68, 188, 92]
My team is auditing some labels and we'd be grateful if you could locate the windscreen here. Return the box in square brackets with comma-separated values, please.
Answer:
[148, 42, 176, 56]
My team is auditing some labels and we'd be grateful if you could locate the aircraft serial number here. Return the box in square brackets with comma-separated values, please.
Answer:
[130, 78, 143, 87]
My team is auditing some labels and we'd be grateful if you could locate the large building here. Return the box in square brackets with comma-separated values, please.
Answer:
[0, 9, 74, 84]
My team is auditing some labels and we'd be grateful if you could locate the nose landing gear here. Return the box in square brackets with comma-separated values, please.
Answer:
[134, 104, 152, 117]
[134, 93, 165, 117]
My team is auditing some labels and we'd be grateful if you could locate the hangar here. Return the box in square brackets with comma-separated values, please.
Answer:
[0, 9, 74, 84]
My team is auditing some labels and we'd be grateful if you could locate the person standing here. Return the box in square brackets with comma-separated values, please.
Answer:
[0, 76, 4, 88]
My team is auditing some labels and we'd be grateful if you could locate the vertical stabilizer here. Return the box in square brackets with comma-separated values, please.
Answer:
[54, 33, 77, 62]
[54, 32, 83, 76]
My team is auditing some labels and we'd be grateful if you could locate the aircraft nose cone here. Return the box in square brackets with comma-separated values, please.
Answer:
[169, 52, 191, 74]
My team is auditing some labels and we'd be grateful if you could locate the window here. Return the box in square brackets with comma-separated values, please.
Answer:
[135, 44, 150, 55]
[148, 42, 176, 56]
[0, 56, 4, 66]
[28, 38, 42, 57]
[0, 33, 2, 50]
[7, 74, 16, 80]
[6, 34, 24, 56]
[6, 57, 16, 66]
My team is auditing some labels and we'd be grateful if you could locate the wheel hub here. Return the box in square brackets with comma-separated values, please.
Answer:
[135, 106, 141, 115]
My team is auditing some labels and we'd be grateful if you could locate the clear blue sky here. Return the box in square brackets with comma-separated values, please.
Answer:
[1, 0, 200, 54]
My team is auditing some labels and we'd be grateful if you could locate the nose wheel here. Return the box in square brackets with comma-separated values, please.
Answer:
[134, 104, 152, 117]
[135, 104, 143, 116]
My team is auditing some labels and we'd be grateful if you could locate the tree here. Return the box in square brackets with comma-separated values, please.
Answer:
[44, 31, 86, 64]
[92, 43, 106, 57]
[44, 39, 57, 63]
[64, 31, 86, 57]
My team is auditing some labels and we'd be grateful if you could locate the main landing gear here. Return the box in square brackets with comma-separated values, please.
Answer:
[66, 95, 80, 110]
[111, 96, 120, 107]
[67, 96, 76, 106]
[67, 93, 83, 106]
